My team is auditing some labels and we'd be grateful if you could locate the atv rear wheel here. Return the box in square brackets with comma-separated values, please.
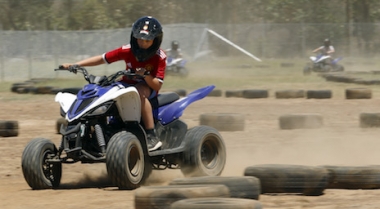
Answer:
[106, 131, 146, 190]
[180, 126, 226, 177]
[21, 138, 62, 189]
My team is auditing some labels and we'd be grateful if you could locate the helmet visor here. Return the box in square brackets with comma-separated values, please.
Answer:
[133, 29, 155, 40]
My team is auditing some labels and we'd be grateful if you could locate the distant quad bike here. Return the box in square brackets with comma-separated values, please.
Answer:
[21, 66, 226, 190]
[165, 56, 189, 77]
[303, 53, 344, 75]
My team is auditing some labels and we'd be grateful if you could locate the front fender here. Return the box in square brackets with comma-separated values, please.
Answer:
[55, 92, 77, 113]
[158, 85, 215, 124]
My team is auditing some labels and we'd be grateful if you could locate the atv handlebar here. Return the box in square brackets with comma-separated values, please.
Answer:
[54, 65, 147, 86]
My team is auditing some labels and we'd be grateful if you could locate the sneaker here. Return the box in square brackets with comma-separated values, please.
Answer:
[147, 134, 162, 151]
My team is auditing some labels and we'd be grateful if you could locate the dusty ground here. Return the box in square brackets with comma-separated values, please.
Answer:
[2, 76, 380, 209]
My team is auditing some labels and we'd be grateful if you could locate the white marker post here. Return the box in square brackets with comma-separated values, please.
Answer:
[207, 28, 262, 62]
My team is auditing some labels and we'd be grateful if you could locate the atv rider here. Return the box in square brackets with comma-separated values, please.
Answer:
[165, 40, 183, 59]
[60, 16, 166, 152]
[312, 38, 335, 65]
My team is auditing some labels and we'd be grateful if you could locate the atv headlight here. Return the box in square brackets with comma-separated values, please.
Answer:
[87, 102, 112, 116]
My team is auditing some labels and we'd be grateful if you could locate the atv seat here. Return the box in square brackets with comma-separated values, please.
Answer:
[156, 92, 180, 107]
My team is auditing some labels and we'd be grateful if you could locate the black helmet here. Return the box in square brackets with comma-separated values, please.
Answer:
[130, 16, 163, 62]
[171, 40, 179, 50]
[324, 38, 331, 47]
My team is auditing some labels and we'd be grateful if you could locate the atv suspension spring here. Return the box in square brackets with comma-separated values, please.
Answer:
[94, 124, 106, 153]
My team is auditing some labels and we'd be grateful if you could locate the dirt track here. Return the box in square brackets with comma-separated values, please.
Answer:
[2, 78, 380, 208]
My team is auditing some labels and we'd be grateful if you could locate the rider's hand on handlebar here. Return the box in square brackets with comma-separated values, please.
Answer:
[135, 68, 147, 77]
[60, 64, 79, 74]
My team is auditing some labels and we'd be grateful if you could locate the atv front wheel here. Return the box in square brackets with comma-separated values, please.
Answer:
[21, 138, 62, 189]
[106, 131, 146, 190]
[180, 126, 226, 177]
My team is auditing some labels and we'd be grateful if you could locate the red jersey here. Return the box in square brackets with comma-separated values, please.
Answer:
[103, 44, 166, 85]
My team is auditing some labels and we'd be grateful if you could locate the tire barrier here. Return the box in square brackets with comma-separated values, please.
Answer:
[323, 165, 380, 189]
[207, 89, 222, 97]
[200, 113, 245, 131]
[56, 117, 68, 134]
[279, 114, 323, 130]
[225, 90, 244, 98]
[170, 198, 262, 209]
[34, 86, 54, 94]
[275, 90, 305, 99]
[244, 164, 329, 196]
[359, 113, 380, 128]
[10, 82, 35, 94]
[345, 88, 372, 99]
[60, 87, 82, 95]
[0, 120, 19, 137]
[306, 90, 332, 99]
[134, 185, 230, 209]
[242, 89, 269, 99]
[169, 176, 261, 200]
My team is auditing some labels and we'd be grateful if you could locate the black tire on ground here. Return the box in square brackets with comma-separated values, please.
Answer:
[306, 90, 332, 99]
[225, 90, 244, 98]
[56, 117, 68, 133]
[180, 126, 226, 177]
[242, 89, 269, 99]
[134, 185, 230, 209]
[106, 131, 146, 190]
[244, 164, 329, 196]
[360, 113, 380, 128]
[0, 120, 19, 137]
[169, 176, 261, 200]
[199, 113, 245, 132]
[34, 86, 54, 94]
[275, 90, 305, 99]
[10, 82, 34, 93]
[345, 88, 372, 99]
[21, 138, 62, 189]
[51, 88, 63, 95]
[323, 165, 380, 189]
[0, 129, 19, 137]
[207, 89, 222, 97]
[279, 114, 323, 130]
[170, 198, 262, 209]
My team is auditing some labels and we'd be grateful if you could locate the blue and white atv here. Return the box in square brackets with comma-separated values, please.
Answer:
[21, 66, 226, 190]
[303, 53, 344, 75]
[166, 56, 188, 77]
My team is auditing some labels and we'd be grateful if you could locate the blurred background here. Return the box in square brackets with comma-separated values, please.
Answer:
[1, 0, 380, 81]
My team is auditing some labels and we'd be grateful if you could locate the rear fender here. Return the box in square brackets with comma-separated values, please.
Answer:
[158, 85, 215, 124]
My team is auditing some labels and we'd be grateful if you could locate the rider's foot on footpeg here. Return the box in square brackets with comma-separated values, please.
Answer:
[147, 134, 162, 151]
